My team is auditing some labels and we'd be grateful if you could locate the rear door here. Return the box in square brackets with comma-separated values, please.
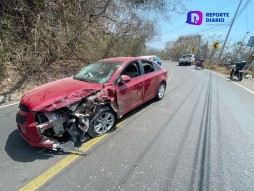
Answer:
[140, 60, 161, 102]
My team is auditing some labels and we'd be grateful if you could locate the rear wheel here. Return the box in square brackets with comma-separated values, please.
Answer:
[156, 82, 166, 100]
[88, 106, 117, 137]
[230, 70, 234, 79]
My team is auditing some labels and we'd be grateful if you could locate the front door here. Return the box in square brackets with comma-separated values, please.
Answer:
[115, 61, 144, 115]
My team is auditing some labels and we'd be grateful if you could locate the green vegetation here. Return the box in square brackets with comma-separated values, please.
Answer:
[164, 34, 254, 67]
[0, 0, 186, 96]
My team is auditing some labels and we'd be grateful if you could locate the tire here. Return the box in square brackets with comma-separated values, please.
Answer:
[238, 73, 243, 81]
[201, 65, 204, 70]
[230, 70, 234, 79]
[88, 106, 117, 138]
[156, 82, 166, 100]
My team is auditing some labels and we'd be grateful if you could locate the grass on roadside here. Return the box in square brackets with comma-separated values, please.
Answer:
[205, 63, 254, 77]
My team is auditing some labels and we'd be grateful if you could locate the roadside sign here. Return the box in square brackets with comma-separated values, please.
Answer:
[192, 47, 196, 52]
[213, 42, 219, 49]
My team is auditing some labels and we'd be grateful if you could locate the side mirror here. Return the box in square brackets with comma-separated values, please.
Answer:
[119, 75, 131, 84]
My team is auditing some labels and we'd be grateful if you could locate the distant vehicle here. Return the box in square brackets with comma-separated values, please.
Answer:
[195, 58, 204, 70]
[179, 54, 195, 66]
[156, 57, 162, 65]
[16, 57, 167, 150]
[139, 55, 162, 65]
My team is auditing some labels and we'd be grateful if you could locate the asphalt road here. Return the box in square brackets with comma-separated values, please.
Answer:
[1, 61, 254, 191]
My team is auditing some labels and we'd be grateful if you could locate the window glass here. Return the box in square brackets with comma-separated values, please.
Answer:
[74, 61, 122, 83]
[153, 62, 161, 71]
[141, 60, 155, 74]
[121, 62, 140, 78]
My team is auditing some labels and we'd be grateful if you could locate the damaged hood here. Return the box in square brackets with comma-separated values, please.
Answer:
[21, 78, 103, 111]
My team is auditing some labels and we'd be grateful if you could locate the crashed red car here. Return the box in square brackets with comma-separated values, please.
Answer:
[16, 57, 167, 150]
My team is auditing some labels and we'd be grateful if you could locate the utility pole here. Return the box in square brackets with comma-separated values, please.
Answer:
[218, 0, 243, 62]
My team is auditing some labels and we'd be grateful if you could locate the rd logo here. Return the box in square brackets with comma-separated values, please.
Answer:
[186, 11, 203, 25]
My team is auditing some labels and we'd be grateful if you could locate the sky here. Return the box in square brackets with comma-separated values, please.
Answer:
[147, 0, 254, 50]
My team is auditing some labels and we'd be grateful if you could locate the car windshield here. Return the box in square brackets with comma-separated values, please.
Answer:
[74, 61, 122, 84]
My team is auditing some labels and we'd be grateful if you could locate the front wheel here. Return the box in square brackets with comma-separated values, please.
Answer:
[156, 82, 166, 100]
[238, 72, 243, 81]
[88, 106, 117, 138]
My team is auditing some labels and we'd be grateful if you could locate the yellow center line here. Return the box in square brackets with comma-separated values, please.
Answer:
[19, 121, 124, 191]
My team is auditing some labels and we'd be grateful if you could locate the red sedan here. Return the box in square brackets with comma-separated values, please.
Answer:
[16, 57, 167, 150]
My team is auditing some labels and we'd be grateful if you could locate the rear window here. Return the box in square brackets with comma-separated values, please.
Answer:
[141, 60, 161, 74]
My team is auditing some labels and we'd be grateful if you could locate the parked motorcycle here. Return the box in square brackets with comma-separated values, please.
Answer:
[195, 59, 204, 69]
[230, 60, 246, 81]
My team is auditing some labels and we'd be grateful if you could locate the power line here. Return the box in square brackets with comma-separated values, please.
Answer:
[235, 0, 251, 19]
[198, 25, 230, 35]
[211, 0, 238, 12]
[245, 8, 249, 32]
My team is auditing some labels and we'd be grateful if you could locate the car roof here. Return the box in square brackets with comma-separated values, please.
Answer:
[138, 55, 156, 58]
[99, 57, 137, 62]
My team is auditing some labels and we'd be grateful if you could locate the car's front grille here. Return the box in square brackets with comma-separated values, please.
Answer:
[19, 103, 30, 112]
[16, 113, 27, 125]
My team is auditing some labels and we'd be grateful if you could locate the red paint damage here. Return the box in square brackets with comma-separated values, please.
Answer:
[21, 78, 103, 112]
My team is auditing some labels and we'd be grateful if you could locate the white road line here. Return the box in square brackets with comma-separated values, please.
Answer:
[0, 102, 19, 109]
[167, 66, 174, 82]
[209, 70, 254, 95]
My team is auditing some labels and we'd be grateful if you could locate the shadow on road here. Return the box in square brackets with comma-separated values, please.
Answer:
[192, 67, 203, 70]
[5, 129, 70, 162]
[176, 65, 192, 67]
[225, 77, 241, 82]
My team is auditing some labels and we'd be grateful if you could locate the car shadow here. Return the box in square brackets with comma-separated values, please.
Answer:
[5, 129, 73, 162]
[176, 64, 192, 67]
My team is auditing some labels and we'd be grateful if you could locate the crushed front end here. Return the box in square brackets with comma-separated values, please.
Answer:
[16, 92, 113, 150]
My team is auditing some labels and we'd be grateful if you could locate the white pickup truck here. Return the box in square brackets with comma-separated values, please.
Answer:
[179, 54, 195, 66]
